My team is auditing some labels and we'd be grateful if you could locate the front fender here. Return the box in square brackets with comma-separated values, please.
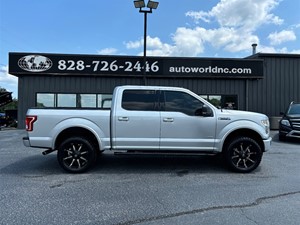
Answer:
[215, 120, 267, 151]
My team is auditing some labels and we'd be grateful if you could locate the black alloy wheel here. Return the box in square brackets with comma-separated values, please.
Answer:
[57, 137, 97, 173]
[225, 137, 263, 173]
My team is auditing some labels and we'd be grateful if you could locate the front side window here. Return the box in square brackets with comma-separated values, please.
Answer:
[122, 90, 158, 111]
[163, 91, 204, 116]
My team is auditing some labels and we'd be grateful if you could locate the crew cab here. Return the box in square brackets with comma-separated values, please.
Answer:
[23, 86, 272, 173]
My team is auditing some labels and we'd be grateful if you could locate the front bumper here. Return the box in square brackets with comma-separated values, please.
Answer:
[279, 125, 300, 139]
[263, 137, 272, 152]
[281, 130, 300, 139]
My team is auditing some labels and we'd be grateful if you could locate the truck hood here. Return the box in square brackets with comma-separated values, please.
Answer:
[217, 109, 268, 121]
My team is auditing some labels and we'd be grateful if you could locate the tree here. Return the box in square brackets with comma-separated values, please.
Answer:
[0, 86, 17, 112]
[0, 87, 7, 92]
[1, 99, 18, 111]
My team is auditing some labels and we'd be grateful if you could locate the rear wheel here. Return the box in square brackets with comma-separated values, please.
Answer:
[224, 137, 263, 173]
[57, 137, 97, 173]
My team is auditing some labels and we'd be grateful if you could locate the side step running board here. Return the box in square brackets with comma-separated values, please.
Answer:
[114, 151, 218, 157]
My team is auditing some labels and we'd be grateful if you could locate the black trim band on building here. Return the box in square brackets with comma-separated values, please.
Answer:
[9, 52, 264, 79]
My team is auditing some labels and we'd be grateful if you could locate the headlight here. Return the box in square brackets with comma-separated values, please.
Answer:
[261, 119, 269, 127]
[280, 119, 291, 127]
[261, 119, 270, 134]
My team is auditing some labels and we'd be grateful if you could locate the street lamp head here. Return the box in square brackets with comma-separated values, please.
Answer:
[147, 1, 159, 9]
[134, 0, 145, 8]
[134, 0, 159, 10]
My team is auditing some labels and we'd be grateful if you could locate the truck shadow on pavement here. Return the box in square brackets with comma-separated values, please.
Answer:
[93, 153, 230, 175]
[0, 153, 230, 176]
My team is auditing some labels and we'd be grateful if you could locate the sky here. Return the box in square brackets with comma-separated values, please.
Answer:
[1, 0, 300, 98]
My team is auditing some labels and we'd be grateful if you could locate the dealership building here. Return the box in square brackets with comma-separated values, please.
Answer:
[8, 52, 300, 129]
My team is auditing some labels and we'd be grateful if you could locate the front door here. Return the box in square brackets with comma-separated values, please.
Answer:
[160, 91, 216, 151]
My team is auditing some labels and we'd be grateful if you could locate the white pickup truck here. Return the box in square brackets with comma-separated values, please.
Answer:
[23, 85, 271, 173]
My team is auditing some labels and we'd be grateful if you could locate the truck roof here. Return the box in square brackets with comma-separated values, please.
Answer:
[116, 85, 188, 91]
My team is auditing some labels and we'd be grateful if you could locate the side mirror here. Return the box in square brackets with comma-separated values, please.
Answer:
[195, 105, 213, 117]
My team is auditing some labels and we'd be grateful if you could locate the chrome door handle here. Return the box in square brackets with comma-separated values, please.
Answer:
[163, 118, 174, 122]
[118, 117, 129, 121]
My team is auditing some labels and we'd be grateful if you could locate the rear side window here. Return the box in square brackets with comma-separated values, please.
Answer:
[122, 90, 159, 111]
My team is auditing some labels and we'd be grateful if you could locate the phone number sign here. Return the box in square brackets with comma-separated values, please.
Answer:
[9, 53, 163, 76]
[9, 52, 263, 78]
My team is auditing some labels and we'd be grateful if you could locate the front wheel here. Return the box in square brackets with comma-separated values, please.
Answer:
[57, 137, 97, 173]
[224, 137, 263, 173]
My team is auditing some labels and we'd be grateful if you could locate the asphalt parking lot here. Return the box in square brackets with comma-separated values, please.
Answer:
[0, 129, 300, 225]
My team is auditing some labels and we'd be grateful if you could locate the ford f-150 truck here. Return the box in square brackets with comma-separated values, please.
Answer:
[23, 86, 272, 173]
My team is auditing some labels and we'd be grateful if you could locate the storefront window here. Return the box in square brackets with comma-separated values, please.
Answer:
[36, 93, 55, 107]
[199, 94, 238, 109]
[79, 94, 96, 108]
[208, 95, 221, 108]
[199, 95, 208, 100]
[36, 93, 112, 108]
[223, 95, 238, 110]
[98, 94, 112, 108]
[57, 94, 76, 107]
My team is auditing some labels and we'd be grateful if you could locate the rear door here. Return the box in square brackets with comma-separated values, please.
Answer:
[113, 89, 161, 150]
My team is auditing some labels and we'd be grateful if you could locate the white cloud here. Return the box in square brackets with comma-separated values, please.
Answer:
[256, 45, 277, 53]
[186, 0, 283, 32]
[126, 36, 170, 51]
[172, 27, 205, 56]
[253, 45, 300, 54]
[169, 0, 283, 56]
[172, 27, 258, 55]
[125, 26, 259, 57]
[182, 0, 286, 55]
[126, 0, 300, 57]
[125, 36, 176, 56]
[126, 40, 142, 49]
[185, 11, 211, 23]
[0, 65, 18, 97]
[290, 49, 300, 54]
[268, 30, 296, 45]
[97, 48, 118, 55]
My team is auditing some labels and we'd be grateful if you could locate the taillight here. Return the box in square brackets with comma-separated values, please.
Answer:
[25, 116, 37, 131]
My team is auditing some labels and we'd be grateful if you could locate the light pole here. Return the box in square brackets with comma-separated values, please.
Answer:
[134, 0, 159, 85]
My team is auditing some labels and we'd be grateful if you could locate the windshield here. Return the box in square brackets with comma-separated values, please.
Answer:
[287, 104, 300, 115]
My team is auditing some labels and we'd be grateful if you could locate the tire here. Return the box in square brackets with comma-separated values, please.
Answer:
[224, 137, 263, 173]
[57, 137, 97, 173]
